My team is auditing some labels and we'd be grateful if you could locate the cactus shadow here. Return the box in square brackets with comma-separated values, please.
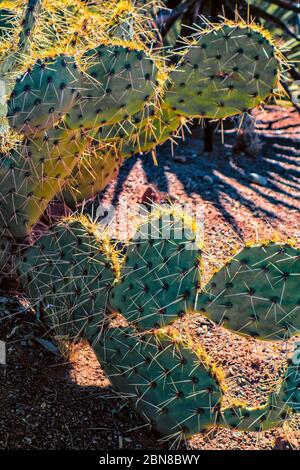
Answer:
[99, 115, 300, 237]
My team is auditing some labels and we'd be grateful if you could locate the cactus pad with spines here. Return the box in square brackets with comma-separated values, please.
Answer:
[196, 242, 300, 341]
[66, 44, 159, 130]
[109, 207, 202, 330]
[165, 22, 282, 119]
[19, 216, 119, 339]
[0, 125, 85, 239]
[62, 143, 124, 207]
[120, 105, 183, 157]
[92, 326, 223, 437]
[7, 55, 82, 136]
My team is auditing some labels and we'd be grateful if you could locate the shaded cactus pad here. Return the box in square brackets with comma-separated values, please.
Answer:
[93, 326, 223, 437]
[19, 216, 119, 338]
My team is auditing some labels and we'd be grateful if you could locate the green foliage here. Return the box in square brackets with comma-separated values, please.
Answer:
[166, 23, 281, 119]
[110, 207, 202, 329]
[19, 216, 118, 338]
[196, 242, 300, 341]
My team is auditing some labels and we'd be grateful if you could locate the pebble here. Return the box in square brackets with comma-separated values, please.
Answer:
[248, 173, 268, 186]
[203, 175, 214, 184]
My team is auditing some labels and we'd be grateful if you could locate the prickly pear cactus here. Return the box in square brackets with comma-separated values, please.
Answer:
[7, 55, 82, 136]
[166, 20, 284, 119]
[61, 143, 124, 208]
[93, 326, 224, 436]
[109, 206, 202, 329]
[18, 207, 300, 439]
[18, 215, 120, 338]
[66, 43, 159, 130]
[0, 125, 86, 239]
[196, 242, 300, 341]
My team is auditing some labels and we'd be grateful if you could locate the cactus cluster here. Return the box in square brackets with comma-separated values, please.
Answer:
[16, 207, 300, 438]
[0, 0, 298, 443]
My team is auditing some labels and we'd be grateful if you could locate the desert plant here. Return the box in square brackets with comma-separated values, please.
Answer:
[0, 0, 297, 443]
[16, 206, 300, 439]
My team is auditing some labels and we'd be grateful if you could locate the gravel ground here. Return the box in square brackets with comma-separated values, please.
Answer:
[0, 105, 300, 450]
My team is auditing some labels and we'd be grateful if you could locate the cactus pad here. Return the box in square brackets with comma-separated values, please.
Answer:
[92, 326, 223, 437]
[62, 143, 124, 207]
[66, 44, 159, 130]
[7, 55, 82, 136]
[0, 125, 85, 239]
[110, 207, 202, 330]
[197, 243, 300, 341]
[165, 22, 281, 119]
[19, 216, 119, 339]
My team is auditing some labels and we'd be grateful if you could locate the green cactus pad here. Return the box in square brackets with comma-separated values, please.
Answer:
[165, 23, 281, 119]
[0, 125, 85, 239]
[220, 396, 291, 432]
[109, 207, 202, 330]
[66, 44, 158, 130]
[61, 144, 124, 208]
[91, 103, 155, 143]
[196, 243, 300, 341]
[18, 216, 119, 339]
[92, 326, 223, 437]
[7, 54, 81, 136]
[120, 105, 182, 157]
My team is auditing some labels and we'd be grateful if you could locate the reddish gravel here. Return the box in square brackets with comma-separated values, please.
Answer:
[0, 105, 300, 450]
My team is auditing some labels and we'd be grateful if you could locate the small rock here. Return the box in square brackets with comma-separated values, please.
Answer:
[274, 436, 293, 450]
[141, 185, 162, 206]
[24, 437, 32, 445]
[174, 155, 187, 164]
[248, 173, 268, 186]
[203, 175, 214, 184]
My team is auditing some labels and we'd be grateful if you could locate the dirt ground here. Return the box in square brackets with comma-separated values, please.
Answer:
[0, 105, 300, 450]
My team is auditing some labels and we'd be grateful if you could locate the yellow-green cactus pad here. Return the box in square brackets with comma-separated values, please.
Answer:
[0, 125, 85, 239]
[165, 22, 282, 119]
[18, 216, 119, 339]
[66, 44, 159, 130]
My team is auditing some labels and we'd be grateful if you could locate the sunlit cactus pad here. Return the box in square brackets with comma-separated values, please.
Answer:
[166, 21, 282, 119]
[66, 44, 159, 129]
[197, 242, 300, 340]
[109, 207, 202, 330]
[0, 125, 85, 239]
[19, 216, 119, 338]
[62, 143, 124, 207]
[7, 55, 82, 136]
[93, 326, 223, 437]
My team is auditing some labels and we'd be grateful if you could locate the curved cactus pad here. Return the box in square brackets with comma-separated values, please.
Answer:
[92, 327, 223, 437]
[165, 24, 280, 119]
[7, 55, 81, 136]
[66, 44, 158, 130]
[120, 105, 182, 157]
[0, 125, 85, 239]
[197, 243, 300, 340]
[19, 217, 119, 338]
[61, 144, 124, 207]
[109, 207, 202, 329]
